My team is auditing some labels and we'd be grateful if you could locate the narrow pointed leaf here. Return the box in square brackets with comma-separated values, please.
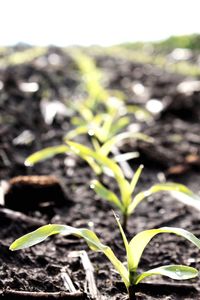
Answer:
[25, 145, 69, 166]
[84, 156, 102, 175]
[99, 132, 153, 157]
[128, 182, 197, 214]
[91, 137, 101, 152]
[10, 224, 129, 287]
[120, 179, 132, 208]
[135, 265, 198, 284]
[64, 125, 89, 140]
[115, 214, 131, 268]
[67, 141, 125, 181]
[128, 227, 200, 271]
[75, 104, 94, 122]
[109, 117, 130, 138]
[130, 165, 144, 194]
[90, 180, 122, 210]
[67, 141, 132, 208]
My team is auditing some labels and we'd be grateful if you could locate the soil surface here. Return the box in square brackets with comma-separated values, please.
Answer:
[0, 47, 200, 299]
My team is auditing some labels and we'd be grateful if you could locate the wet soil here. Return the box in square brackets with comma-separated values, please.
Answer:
[0, 47, 200, 299]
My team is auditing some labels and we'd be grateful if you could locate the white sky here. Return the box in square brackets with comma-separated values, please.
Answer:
[0, 0, 200, 46]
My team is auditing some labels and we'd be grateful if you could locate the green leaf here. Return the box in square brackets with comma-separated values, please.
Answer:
[10, 224, 129, 288]
[65, 113, 107, 141]
[25, 145, 69, 166]
[130, 165, 144, 194]
[71, 116, 86, 126]
[64, 125, 89, 140]
[109, 117, 130, 138]
[135, 265, 199, 284]
[90, 180, 122, 210]
[120, 179, 132, 209]
[99, 132, 153, 157]
[10, 224, 68, 250]
[75, 103, 94, 122]
[148, 182, 194, 195]
[128, 227, 200, 273]
[83, 156, 102, 175]
[114, 213, 132, 271]
[128, 182, 196, 215]
[71, 50, 109, 105]
[67, 141, 132, 210]
[67, 141, 125, 181]
[91, 137, 101, 152]
[99, 115, 113, 142]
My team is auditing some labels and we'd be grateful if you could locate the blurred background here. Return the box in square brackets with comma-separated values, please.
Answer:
[1, 0, 200, 181]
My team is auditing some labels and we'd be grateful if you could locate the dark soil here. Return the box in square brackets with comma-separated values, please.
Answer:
[0, 47, 200, 299]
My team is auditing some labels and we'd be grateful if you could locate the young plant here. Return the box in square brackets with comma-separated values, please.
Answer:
[10, 215, 200, 300]
[70, 49, 152, 122]
[24, 50, 152, 171]
[66, 141, 199, 230]
[69, 49, 109, 110]
[25, 124, 151, 176]
[67, 49, 152, 147]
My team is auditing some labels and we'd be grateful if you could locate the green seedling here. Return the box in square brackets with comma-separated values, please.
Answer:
[66, 51, 152, 168]
[65, 105, 130, 145]
[10, 215, 200, 300]
[25, 141, 198, 230]
[63, 100, 152, 177]
[66, 141, 199, 230]
[25, 125, 151, 175]
[70, 49, 152, 119]
[24, 50, 152, 170]
[70, 49, 109, 109]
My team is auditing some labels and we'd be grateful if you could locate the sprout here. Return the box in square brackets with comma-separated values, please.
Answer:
[67, 141, 199, 230]
[10, 215, 200, 300]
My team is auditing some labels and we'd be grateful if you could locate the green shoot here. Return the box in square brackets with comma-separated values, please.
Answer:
[67, 141, 199, 230]
[24, 50, 152, 169]
[25, 145, 69, 167]
[67, 49, 152, 148]
[25, 128, 151, 172]
[10, 216, 200, 299]
[70, 49, 109, 109]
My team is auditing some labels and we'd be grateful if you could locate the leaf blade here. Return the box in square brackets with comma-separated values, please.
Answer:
[130, 165, 144, 194]
[100, 132, 153, 157]
[90, 180, 122, 210]
[25, 145, 69, 166]
[135, 265, 198, 284]
[128, 227, 200, 272]
[128, 182, 197, 215]
[10, 224, 129, 287]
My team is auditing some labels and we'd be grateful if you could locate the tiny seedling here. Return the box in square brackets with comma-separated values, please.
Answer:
[66, 141, 199, 230]
[67, 49, 152, 156]
[65, 98, 152, 145]
[25, 130, 151, 177]
[10, 215, 200, 300]
[24, 50, 152, 171]
[70, 49, 109, 109]
[70, 49, 152, 122]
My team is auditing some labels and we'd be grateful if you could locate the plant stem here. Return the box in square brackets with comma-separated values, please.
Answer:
[122, 213, 128, 231]
[128, 285, 136, 300]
